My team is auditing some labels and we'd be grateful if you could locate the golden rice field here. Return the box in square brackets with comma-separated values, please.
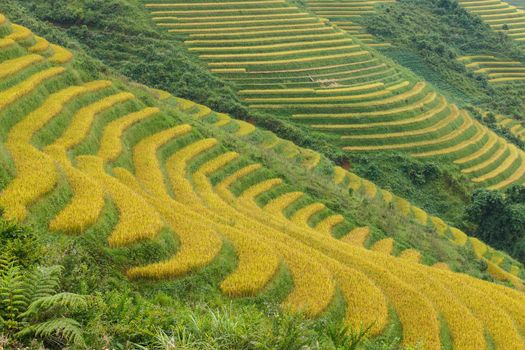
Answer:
[145, 0, 525, 191]
[300, 0, 394, 47]
[160, 91, 525, 293]
[1, 13, 525, 350]
[457, 0, 525, 43]
[458, 55, 525, 85]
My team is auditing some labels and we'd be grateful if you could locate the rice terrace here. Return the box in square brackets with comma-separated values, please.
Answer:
[0, 0, 525, 349]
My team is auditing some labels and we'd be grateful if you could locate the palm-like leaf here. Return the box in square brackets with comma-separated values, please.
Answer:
[21, 292, 87, 317]
[16, 317, 85, 347]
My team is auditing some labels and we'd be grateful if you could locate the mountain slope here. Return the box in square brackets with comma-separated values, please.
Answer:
[143, 0, 525, 192]
[1, 13, 525, 349]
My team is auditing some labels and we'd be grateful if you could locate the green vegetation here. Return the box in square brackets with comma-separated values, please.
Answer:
[464, 185, 525, 264]
[0, 0, 499, 227]
[364, 0, 525, 117]
[1, 1, 525, 349]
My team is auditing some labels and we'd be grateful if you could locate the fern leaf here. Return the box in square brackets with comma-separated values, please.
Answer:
[16, 317, 85, 347]
[27, 266, 62, 303]
[21, 293, 87, 317]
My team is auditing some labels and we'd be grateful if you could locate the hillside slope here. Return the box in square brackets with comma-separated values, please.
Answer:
[143, 0, 525, 192]
[1, 13, 525, 349]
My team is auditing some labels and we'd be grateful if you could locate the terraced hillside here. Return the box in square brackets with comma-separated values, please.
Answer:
[2, 13, 525, 350]
[457, 0, 525, 43]
[144, 0, 525, 191]
[298, 0, 393, 47]
[458, 55, 525, 85]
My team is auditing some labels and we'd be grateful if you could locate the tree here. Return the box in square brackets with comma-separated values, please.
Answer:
[464, 187, 525, 263]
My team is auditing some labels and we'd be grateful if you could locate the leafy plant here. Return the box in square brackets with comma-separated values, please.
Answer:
[326, 322, 372, 350]
[0, 219, 88, 348]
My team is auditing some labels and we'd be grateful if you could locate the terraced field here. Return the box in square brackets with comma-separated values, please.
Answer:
[144, 0, 525, 190]
[457, 0, 525, 43]
[2, 14, 525, 350]
[299, 0, 393, 47]
[458, 55, 525, 85]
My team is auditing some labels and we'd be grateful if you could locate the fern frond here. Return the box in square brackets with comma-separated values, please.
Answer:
[0, 265, 30, 323]
[16, 317, 85, 347]
[27, 266, 62, 302]
[21, 293, 87, 317]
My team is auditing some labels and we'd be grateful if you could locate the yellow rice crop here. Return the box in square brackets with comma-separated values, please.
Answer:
[232, 175, 384, 322]
[240, 88, 316, 95]
[192, 38, 352, 53]
[128, 128, 222, 279]
[185, 32, 344, 45]
[244, 88, 390, 103]
[430, 216, 448, 236]
[132, 125, 192, 199]
[0, 38, 15, 49]
[332, 166, 346, 185]
[97, 107, 160, 162]
[340, 105, 460, 140]
[341, 226, 370, 246]
[49, 44, 74, 64]
[346, 172, 362, 191]
[489, 154, 525, 190]
[381, 189, 393, 203]
[393, 196, 411, 217]
[0, 82, 109, 221]
[398, 249, 421, 263]
[0, 13, 5, 25]
[0, 145, 57, 221]
[7, 81, 111, 145]
[432, 262, 450, 270]
[294, 92, 437, 119]
[178, 23, 328, 35]
[472, 144, 519, 183]
[411, 206, 428, 226]
[166, 138, 218, 209]
[301, 148, 321, 169]
[412, 119, 485, 158]
[208, 51, 369, 67]
[50, 92, 134, 151]
[469, 237, 488, 258]
[0, 67, 65, 111]
[6, 24, 32, 42]
[192, 152, 281, 296]
[201, 45, 359, 59]
[254, 82, 425, 109]
[28, 36, 50, 54]
[436, 270, 525, 350]
[148, 87, 172, 100]
[314, 214, 344, 235]
[213, 113, 231, 127]
[462, 139, 506, 174]
[450, 228, 468, 246]
[345, 112, 473, 152]
[45, 146, 104, 235]
[264, 191, 304, 218]
[234, 120, 256, 136]
[0, 54, 43, 80]
[210, 68, 247, 73]
[145, 1, 285, 7]
[362, 180, 377, 199]
[315, 82, 384, 94]
[290, 202, 326, 228]
[175, 97, 195, 111]
[77, 155, 164, 247]
[454, 131, 497, 165]
[371, 238, 394, 255]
